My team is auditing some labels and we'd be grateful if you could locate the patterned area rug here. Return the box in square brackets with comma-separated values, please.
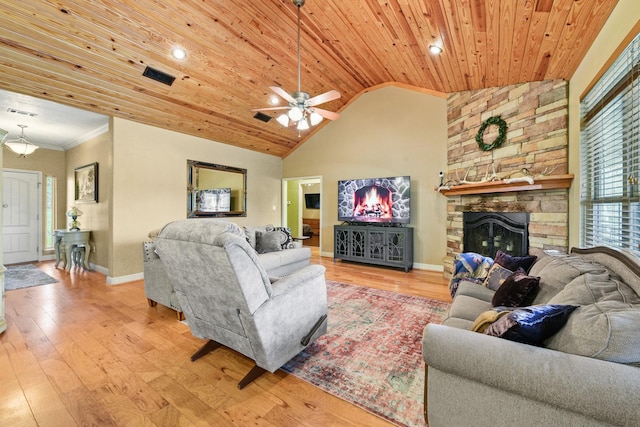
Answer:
[5, 264, 58, 290]
[282, 280, 450, 427]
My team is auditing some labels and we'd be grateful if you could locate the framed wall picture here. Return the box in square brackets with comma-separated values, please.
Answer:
[75, 162, 98, 203]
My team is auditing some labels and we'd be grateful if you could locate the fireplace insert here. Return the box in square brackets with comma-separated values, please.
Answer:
[463, 212, 529, 258]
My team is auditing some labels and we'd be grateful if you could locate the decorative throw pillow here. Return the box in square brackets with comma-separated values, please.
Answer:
[484, 304, 578, 346]
[449, 252, 494, 298]
[273, 226, 295, 249]
[255, 231, 283, 254]
[483, 264, 513, 291]
[491, 268, 540, 307]
[244, 225, 275, 249]
[471, 307, 513, 333]
[494, 250, 538, 273]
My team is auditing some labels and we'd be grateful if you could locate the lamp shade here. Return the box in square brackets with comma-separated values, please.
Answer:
[276, 114, 290, 127]
[309, 111, 323, 126]
[288, 107, 303, 122]
[297, 118, 310, 131]
[5, 141, 39, 157]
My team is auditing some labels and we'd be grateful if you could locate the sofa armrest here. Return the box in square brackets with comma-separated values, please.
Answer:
[423, 324, 640, 426]
[270, 264, 326, 297]
[142, 241, 159, 262]
[240, 264, 328, 372]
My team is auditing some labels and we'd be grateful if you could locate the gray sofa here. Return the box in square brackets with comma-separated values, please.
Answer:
[143, 220, 311, 319]
[422, 246, 640, 427]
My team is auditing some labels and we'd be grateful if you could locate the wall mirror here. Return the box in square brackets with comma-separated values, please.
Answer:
[187, 160, 247, 217]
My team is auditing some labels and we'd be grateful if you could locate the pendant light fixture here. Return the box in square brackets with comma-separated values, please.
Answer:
[3, 125, 39, 157]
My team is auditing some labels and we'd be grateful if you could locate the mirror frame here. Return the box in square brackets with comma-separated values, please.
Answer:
[187, 160, 247, 218]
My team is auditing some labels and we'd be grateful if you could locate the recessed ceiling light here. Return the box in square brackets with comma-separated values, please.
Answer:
[269, 95, 280, 105]
[428, 44, 443, 55]
[171, 47, 187, 60]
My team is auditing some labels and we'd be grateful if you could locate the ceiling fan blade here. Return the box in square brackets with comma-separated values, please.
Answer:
[252, 107, 290, 112]
[269, 86, 295, 103]
[307, 90, 341, 107]
[312, 107, 340, 121]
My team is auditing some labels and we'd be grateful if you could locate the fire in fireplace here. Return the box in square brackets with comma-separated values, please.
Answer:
[353, 186, 392, 219]
[463, 212, 530, 258]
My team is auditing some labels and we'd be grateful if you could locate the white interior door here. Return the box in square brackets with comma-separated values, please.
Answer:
[2, 170, 40, 264]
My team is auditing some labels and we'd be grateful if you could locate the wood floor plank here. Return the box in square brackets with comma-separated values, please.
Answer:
[61, 385, 119, 426]
[2, 252, 449, 426]
[148, 374, 234, 426]
[149, 404, 199, 427]
[0, 345, 38, 427]
[20, 382, 78, 427]
[92, 382, 158, 427]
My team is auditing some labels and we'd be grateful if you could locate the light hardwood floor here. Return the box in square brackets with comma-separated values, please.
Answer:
[1, 249, 450, 427]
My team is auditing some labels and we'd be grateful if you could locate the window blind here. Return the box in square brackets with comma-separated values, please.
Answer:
[580, 32, 640, 256]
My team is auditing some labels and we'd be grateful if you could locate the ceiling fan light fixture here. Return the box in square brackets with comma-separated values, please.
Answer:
[309, 111, 323, 126]
[297, 118, 310, 131]
[3, 125, 39, 157]
[276, 114, 290, 127]
[288, 106, 303, 122]
[251, 0, 340, 132]
[428, 44, 443, 55]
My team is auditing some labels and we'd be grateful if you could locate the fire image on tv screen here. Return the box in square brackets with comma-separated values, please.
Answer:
[337, 176, 410, 224]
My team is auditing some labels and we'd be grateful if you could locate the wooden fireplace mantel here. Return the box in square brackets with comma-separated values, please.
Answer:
[435, 174, 574, 196]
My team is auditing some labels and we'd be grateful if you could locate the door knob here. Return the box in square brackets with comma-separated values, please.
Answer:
[2, 203, 7, 208]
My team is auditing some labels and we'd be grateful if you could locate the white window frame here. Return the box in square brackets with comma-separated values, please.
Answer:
[580, 31, 640, 257]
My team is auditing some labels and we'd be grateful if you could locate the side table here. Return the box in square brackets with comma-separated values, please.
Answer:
[54, 229, 92, 271]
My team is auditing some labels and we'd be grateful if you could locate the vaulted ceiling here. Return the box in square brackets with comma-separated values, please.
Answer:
[0, 0, 618, 157]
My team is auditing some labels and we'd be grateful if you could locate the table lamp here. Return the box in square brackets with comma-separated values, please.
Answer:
[66, 206, 83, 230]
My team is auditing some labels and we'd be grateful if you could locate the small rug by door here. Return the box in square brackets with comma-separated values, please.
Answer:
[282, 280, 450, 427]
[4, 264, 58, 290]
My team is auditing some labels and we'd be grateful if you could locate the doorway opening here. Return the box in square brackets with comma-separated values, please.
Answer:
[282, 176, 322, 248]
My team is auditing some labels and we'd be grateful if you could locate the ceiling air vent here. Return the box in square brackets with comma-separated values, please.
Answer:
[253, 112, 272, 122]
[6, 107, 38, 117]
[142, 66, 176, 86]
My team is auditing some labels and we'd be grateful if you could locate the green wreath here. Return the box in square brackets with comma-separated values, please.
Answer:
[476, 116, 508, 151]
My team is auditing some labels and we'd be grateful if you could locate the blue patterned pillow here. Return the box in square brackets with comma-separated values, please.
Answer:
[485, 304, 578, 346]
[449, 252, 494, 298]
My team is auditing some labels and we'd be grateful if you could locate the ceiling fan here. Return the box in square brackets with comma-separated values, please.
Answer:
[253, 0, 340, 131]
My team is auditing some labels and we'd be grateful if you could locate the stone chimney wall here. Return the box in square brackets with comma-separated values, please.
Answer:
[443, 79, 570, 276]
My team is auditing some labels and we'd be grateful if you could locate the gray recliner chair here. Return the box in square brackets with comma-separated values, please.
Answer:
[155, 219, 328, 389]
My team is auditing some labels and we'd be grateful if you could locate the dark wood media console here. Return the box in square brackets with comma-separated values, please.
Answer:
[334, 224, 413, 272]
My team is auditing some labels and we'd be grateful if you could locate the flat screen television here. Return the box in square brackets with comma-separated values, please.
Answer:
[337, 176, 410, 224]
[305, 193, 320, 209]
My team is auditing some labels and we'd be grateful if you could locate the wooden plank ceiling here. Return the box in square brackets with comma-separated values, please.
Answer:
[0, 0, 618, 157]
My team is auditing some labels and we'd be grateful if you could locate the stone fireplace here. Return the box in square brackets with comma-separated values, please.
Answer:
[463, 212, 529, 258]
[442, 79, 571, 277]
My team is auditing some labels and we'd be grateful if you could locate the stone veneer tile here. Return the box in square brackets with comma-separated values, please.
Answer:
[443, 79, 570, 277]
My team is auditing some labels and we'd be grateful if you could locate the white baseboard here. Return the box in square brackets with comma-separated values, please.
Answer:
[106, 271, 144, 285]
[412, 262, 444, 272]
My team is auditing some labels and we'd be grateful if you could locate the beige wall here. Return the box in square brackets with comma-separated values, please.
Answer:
[4, 146, 67, 252]
[568, 1, 640, 249]
[283, 86, 448, 268]
[110, 118, 283, 279]
[65, 126, 112, 269]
